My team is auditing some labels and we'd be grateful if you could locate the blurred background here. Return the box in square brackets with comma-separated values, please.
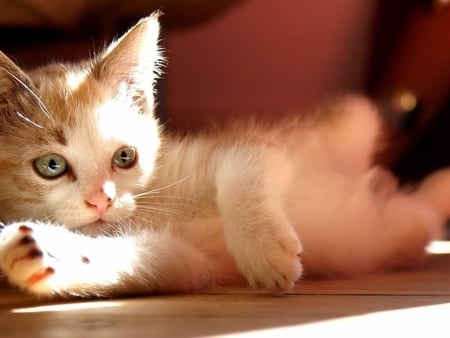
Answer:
[1, 0, 449, 183]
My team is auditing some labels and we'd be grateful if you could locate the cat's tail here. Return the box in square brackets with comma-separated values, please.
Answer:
[414, 168, 450, 221]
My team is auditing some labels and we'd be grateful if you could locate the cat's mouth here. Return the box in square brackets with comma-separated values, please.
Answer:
[85, 220, 107, 227]
[78, 220, 111, 235]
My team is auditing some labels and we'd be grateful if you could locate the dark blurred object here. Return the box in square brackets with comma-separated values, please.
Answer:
[371, 0, 450, 181]
[0, 0, 242, 67]
[394, 99, 450, 182]
[0, 1, 243, 33]
[1, 0, 450, 182]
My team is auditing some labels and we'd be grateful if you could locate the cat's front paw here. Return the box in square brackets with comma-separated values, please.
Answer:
[0, 222, 89, 296]
[232, 224, 303, 292]
[0, 222, 59, 295]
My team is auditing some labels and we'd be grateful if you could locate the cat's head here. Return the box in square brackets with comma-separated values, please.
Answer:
[0, 12, 164, 229]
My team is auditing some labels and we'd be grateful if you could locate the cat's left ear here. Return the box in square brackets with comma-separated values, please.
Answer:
[92, 11, 163, 113]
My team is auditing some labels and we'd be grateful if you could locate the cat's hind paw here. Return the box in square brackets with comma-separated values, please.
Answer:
[234, 225, 303, 292]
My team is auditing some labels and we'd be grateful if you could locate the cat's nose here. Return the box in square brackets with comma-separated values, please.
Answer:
[85, 190, 113, 217]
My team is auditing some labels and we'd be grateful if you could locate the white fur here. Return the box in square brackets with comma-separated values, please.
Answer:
[0, 13, 447, 298]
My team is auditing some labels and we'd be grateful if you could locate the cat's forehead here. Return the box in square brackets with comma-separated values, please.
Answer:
[32, 63, 100, 103]
[26, 65, 111, 127]
[30, 63, 86, 93]
[1, 65, 125, 150]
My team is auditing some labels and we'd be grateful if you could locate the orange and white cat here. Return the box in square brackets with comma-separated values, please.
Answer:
[0, 12, 448, 298]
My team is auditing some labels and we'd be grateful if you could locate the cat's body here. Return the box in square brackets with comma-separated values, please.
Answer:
[0, 13, 448, 298]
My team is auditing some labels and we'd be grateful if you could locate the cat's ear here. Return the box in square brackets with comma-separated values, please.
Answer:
[92, 11, 163, 113]
[0, 51, 33, 98]
[0, 51, 38, 118]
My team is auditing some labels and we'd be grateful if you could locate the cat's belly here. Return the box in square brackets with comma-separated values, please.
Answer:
[172, 217, 244, 285]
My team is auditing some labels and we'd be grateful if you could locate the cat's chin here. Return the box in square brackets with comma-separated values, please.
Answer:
[78, 220, 112, 235]
[84, 220, 107, 227]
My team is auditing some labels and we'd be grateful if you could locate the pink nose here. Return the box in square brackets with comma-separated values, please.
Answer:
[85, 190, 112, 217]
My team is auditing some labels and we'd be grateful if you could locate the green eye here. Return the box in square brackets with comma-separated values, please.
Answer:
[33, 154, 68, 178]
[112, 146, 137, 169]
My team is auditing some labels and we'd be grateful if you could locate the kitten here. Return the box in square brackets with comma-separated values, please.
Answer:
[0, 12, 448, 298]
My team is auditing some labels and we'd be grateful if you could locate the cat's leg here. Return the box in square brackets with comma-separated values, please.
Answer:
[415, 168, 450, 219]
[346, 166, 443, 271]
[215, 144, 302, 292]
[0, 221, 211, 297]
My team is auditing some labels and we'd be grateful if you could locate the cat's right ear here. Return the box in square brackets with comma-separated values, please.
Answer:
[91, 11, 164, 114]
[0, 51, 32, 99]
[0, 51, 37, 116]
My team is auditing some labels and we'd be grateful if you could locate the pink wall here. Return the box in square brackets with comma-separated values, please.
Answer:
[163, 0, 377, 130]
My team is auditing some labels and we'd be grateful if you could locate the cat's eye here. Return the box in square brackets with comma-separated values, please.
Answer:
[33, 154, 68, 179]
[112, 146, 137, 169]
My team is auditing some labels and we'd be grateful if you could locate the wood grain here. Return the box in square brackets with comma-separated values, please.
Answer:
[0, 253, 449, 337]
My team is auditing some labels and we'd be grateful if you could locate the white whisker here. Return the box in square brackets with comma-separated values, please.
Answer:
[135, 194, 199, 203]
[4, 69, 51, 119]
[136, 200, 191, 208]
[16, 111, 44, 129]
[133, 206, 187, 219]
[134, 175, 193, 198]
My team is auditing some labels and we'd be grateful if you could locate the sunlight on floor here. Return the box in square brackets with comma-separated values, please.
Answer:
[11, 301, 123, 313]
[426, 240, 450, 254]
[214, 302, 450, 337]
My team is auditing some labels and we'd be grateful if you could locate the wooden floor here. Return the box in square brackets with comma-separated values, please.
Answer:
[1, 243, 450, 338]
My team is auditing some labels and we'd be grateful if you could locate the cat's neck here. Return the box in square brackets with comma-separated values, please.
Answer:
[142, 134, 221, 223]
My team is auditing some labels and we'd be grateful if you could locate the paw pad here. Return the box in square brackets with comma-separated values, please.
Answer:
[27, 267, 55, 285]
[28, 248, 44, 259]
[19, 235, 36, 245]
[18, 225, 33, 233]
